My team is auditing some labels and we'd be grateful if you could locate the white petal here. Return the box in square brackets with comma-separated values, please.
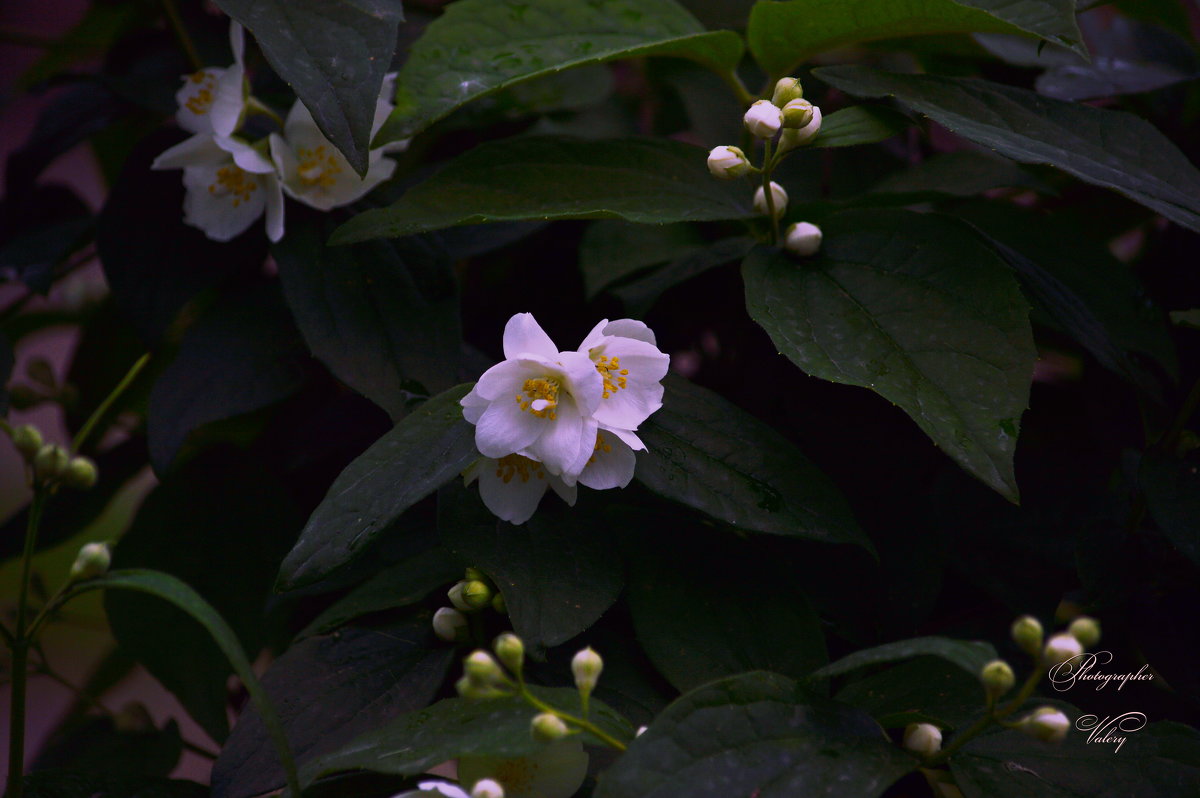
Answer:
[461, 389, 490, 425]
[211, 64, 245, 137]
[215, 136, 273, 173]
[547, 474, 577, 506]
[474, 357, 547, 401]
[269, 133, 298, 180]
[502, 313, 559, 360]
[556, 350, 604, 416]
[372, 72, 398, 138]
[413, 782, 470, 798]
[181, 162, 266, 242]
[277, 104, 396, 210]
[578, 429, 636, 490]
[175, 68, 226, 134]
[603, 318, 656, 345]
[477, 455, 551, 524]
[263, 173, 285, 243]
[229, 21, 246, 66]
[601, 425, 645, 452]
[592, 337, 670, 431]
[462, 458, 484, 486]
[526, 396, 589, 477]
[475, 399, 542, 458]
[152, 133, 228, 170]
[578, 318, 609, 352]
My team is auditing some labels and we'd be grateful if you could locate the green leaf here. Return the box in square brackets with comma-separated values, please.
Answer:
[212, 0, 404, 176]
[277, 384, 478, 591]
[375, 0, 743, 143]
[811, 636, 997, 681]
[865, 152, 1046, 201]
[439, 484, 624, 649]
[635, 375, 870, 548]
[813, 66, 1200, 233]
[626, 530, 827, 692]
[747, 0, 1084, 79]
[74, 569, 299, 795]
[304, 688, 631, 785]
[595, 672, 917, 798]
[835, 656, 987, 730]
[330, 137, 754, 244]
[580, 221, 704, 300]
[742, 211, 1036, 501]
[22, 773, 207, 798]
[213, 620, 456, 798]
[611, 236, 756, 316]
[810, 106, 913, 149]
[274, 214, 462, 419]
[1140, 451, 1200, 568]
[33, 717, 182, 778]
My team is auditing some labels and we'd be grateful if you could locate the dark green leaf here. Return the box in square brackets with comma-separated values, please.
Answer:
[213, 620, 456, 798]
[865, 152, 1047, 201]
[375, 0, 742, 143]
[147, 284, 309, 473]
[1141, 451, 1200, 567]
[580, 221, 704, 300]
[743, 211, 1035, 501]
[439, 484, 624, 649]
[611, 236, 756, 316]
[304, 688, 631, 785]
[32, 717, 182, 778]
[836, 656, 986, 730]
[747, 0, 1084, 79]
[22, 772, 207, 798]
[331, 137, 753, 244]
[212, 0, 404, 175]
[814, 66, 1200, 233]
[0, 185, 93, 293]
[274, 214, 461, 419]
[277, 384, 477, 591]
[812, 636, 997, 681]
[810, 106, 912, 149]
[595, 672, 917, 798]
[636, 375, 868, 547]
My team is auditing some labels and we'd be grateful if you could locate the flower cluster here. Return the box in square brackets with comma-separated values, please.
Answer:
[461, 313, 669, 523]
[151, 21, 404, 242]
[706, 76, 825, 258]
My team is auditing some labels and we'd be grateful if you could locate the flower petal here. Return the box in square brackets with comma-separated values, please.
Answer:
[474, 357, 548, 402]
[578, 318, 609, 352]
[601, 425, 645, 452]
[263, 173, 285, 243]
[216, 136, 274, 173]
[603, 318, 657, 345]
[526, 396, 592, 477]
[477, 455, 551, 524]
[502, 313, 560, 360]
[475, 398, 542, 458]
[181, 162, 266, 242]
[556, 349, 604, 416]
[461, 388, 491, 425]
[591, 337, 670, 431]
[578, 429, 636, 490]
[152, 133, 228, 170]
[175, 68, 227, 134]
[211, 65, 245, 137]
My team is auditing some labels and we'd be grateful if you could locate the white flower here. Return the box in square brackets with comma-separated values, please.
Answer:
[174, 22, 246, 138]
[902, 723, 942, 755]
[392, 780, 505, 798]
[779, 105, 823, 152]
[1024, 707, 1070, 742]
[152, 134, 284, 242]
[706, 145, 750, 179]
[576, 318, 670, 434]
[459, 740, 588, 798]
[753, 181, 788, 219]
[269, 74, 406, 211]
[1043, 633, 1083, 666]
[743, 99, 783, 138]
[463, 453, 577, 525]
[784, 221, 822, 257]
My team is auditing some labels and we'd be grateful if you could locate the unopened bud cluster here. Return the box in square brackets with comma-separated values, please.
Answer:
[5, 424, 97, 491]
[1004, 613, 1100, 744]
[432, 567, 508, 643]
[705, 76, 824, 258]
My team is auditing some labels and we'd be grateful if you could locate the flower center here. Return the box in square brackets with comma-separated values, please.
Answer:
[296, 144, 341, 189]
[595, 354, 629, 399]
[208, 165, 257, 207]
[494, 454, 545, 484]
[515, 377, 560, 419]
[587, 432, 613, 465]
[184, 71, 217, 115]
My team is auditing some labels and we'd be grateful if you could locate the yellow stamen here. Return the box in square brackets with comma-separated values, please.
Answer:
[184, 71, 216, 115]
[596, 354, 630, 399]
[515, 377, 560, 420]
[295, 144, 342, 189]
[494, 454, 546, 484]
[586, 431, 613, 465]
[207, 165, 258, 207]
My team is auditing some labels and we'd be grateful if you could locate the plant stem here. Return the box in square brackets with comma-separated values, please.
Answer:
[718, 68, 756, 107]
[71, 353, 150, 453]
[161, 0, 202, 71]
[760, 138, 780, 244]
[925, 658, 1045, 766]
[519, 687, 628, 751]
[7, 489, 47, 798]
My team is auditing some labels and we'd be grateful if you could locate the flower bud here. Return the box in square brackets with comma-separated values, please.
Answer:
[432, 607, 470, 642]
[784, 221, 822, 257]
[571, 647, 603, 695]
[778, 106, 823, 152]
[464, 650, 505, 685]
[493, 632, 525, 673]
[464, 566, 489, 583]
[11, 424, 43, 460]
[744, 100, 783, 139]
[531, 712, 570, 742]
[1043, 633, 1083, 666]
[771, 76, 804, 107]
[980, 659, 1015, 699]
[456, 675, 510, 700]
[636, 725, 648, 737]
[902, 722, 942, 756]
[781, 98, 814, 129]
[753, 182, 788, 219]
[462, 579, 493, 610]
[707, 145, 751, 180]
[448, 581, 474, 612]
[1011, 615, 1044, 656]
[470, 779, 505, 798]
[1068, 616, 1100, 648]
[62, 456, 98, 490]
[491, 592, 508, 615]
[1022, 707, 1070, 742]
[33, 443, 70, 483]
[69, 542, 111, 581]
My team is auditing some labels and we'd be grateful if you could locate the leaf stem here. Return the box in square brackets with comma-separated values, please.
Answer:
[71, 353, 150, 454]
[7, 488, 47, 798]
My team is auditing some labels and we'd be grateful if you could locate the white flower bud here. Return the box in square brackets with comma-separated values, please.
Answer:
[432, 607, 470, 642]
[635, 725, 648, 737]
[1043, 633, 1083, 666]
[784, 221, 822, 256]
[902, 722, 942, 755]
[470, 778, 505, 798]
[1011, 615, 1044, 656]
[778, 105, 823, 152]
[707, 145, 751, 180]
[1068, 616, 1101, 648]
[531, 712, 570, 742]
[753, 182, 788, 219]
[448, 581, 472, 612]
[1023, 707, 1070, 742]
[464, 650, 505, 685]
[781, 98, 814, 129]
[743, 100, 783, 139]
[69, 542, 112, 582]
[493, 633, 525, 673]
[571, 647, 603, 695]
[771, 76, 804, 107]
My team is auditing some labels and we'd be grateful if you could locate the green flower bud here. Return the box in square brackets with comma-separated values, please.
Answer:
[33, 443, 70, 483]
[448, 580, 473, 612]
[462, 579, 493, 610]
[1043, 633, 1083, 667]
[456, 673, 510, 700]
[1022, 706, 1070, 742]
[1011, 615, 1044, 656]
[69, 542, 111, 581]
[777, 106, 823, 152]
[902, 722, 942, 756]
[62, 456, 98, 490]
[491, 592, 508, 615]
[1068, 616, 1101, 648]
[980, 659, 1016, 699]
[571, 647, 603, 696]
[531, 712, 570, 742]
[464, 650, 505, 685]
[464, 566, 489, 583]
[493, 633, 525, 674]
[11, 424, 43, 460]
[781, 98, 814, 129]
[470, 779, 506, 798]
[432, 607, 470, 642]
[771, 76, 804, 106]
